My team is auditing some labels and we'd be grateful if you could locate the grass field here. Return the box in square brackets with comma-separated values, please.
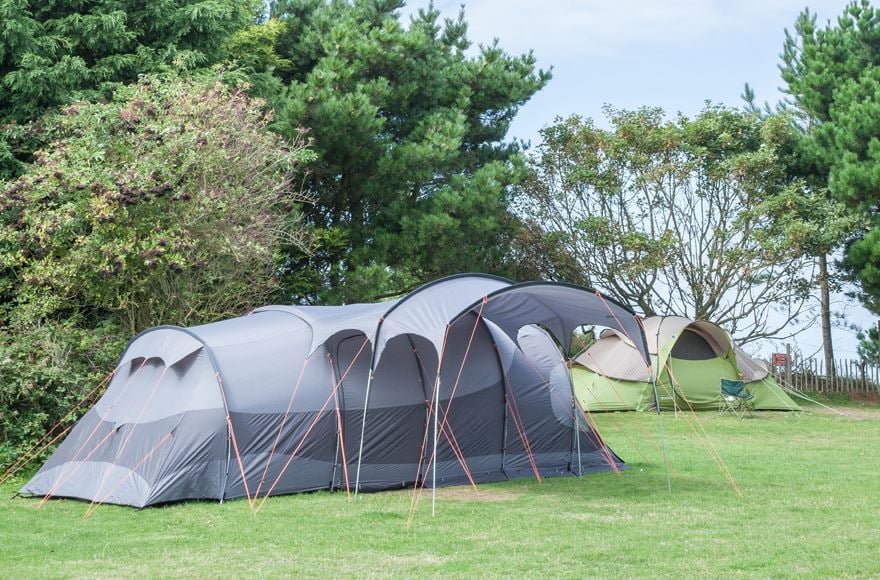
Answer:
[2, 400, 879, 577]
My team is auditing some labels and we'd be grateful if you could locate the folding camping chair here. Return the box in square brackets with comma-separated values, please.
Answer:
[719, 378, 754, 419]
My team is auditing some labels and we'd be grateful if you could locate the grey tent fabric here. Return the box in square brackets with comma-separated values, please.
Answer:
[252, 301, 396, 356]
[373, 274, 511, 366]
[465, 282, 650, 364]
[22, 275, 643, 508]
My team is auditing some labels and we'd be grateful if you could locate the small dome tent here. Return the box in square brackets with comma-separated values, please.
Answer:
[22, 275, 648, 507]
[572, 316, 799, 412]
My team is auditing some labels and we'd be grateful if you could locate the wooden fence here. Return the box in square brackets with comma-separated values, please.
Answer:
[776, 354, 880, 395]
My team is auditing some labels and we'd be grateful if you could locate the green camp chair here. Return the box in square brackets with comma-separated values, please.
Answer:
[719, 378, 754, 418]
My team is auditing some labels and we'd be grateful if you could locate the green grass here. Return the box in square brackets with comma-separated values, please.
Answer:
[2, 407, 879, 578]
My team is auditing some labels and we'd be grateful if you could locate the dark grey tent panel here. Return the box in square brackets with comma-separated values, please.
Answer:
[22, 275, 640, 507]
[462, 282, 650, 364]
[669, 329, 718, 361]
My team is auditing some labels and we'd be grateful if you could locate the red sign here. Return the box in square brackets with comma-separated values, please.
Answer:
[772, 353, 788, 366]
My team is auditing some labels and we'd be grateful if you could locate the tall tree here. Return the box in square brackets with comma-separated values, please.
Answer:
[517, 106, 813, 343]
[230, 1, 550, 303]
[780, 1, 880, 315]
[746, 78, 856, 376]
[0, 0, 259, 177]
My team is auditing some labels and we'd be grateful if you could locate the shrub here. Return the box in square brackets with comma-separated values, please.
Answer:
[0, 74, 314, 469]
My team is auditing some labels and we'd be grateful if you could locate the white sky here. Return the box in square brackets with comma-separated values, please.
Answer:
[402, 0, 874, 359]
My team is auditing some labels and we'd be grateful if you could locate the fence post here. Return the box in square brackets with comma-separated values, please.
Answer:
[782, 354, 879, 395]
[785, 344, 792, 390]
[812, 358, 817, 392]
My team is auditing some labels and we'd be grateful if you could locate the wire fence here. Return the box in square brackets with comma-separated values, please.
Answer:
[775, 354, 880, 395]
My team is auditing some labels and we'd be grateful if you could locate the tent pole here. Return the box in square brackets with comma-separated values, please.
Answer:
[650, 373, 672, 492]
[328, 352, 341, 492]
[432, 375, 440, 517]
[489, 341, 511, 480]
[330, 409, 341, 493]
[565, 360, 582, 476]
[220, 431, 231, 504]
[354, 316, 385, 499]
[672, 376, 678, 418]
[353, 370, 374, 498]
[500, 393, 509, 479]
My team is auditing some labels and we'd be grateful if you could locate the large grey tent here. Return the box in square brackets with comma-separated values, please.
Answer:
[21, 275, 648, 507]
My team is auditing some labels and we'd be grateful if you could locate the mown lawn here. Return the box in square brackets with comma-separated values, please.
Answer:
[1, 403, 879, 578]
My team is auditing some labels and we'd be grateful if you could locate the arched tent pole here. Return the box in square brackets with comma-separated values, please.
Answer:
[20, 323, 192, 497]
[355, 274, 512, 503]
[432, 324, 450, 517]
[354, 274, 513, 500]
[564, 359, 582, 476]
[654, 316, 677, 417]
[327, 353, 341, 493]
[353, 315, 384, 498]
[446, 281, 651, 364]
[111, 324, 250, 506]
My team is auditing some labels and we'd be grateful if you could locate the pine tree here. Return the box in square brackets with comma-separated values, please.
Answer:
[0, 0, 258, 177]
[233, 1, 550, 302]
[780, 1, 880, 314]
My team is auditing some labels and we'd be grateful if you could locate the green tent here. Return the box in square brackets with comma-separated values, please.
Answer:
[573, 316, 799, 412]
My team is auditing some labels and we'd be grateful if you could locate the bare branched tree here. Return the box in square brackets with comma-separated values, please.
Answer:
[517, 106, 814, 343]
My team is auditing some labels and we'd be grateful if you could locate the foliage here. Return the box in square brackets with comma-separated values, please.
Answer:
[233, 0, 550, 302]
[0, 321, 125, 465]
[0, 75, 313, 462]
[517, 106, 813, 342]
[0, 0, 260, 177]
[779, 1, 880, 313]
[3, 410, 880, 576]
[857, 326, 880, 365]
[1, 74, 313, 332]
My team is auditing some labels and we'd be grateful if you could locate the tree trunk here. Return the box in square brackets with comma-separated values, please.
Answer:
[818, 253, 835, 383]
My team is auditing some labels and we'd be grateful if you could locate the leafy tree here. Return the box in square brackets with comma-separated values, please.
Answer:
[0, 0, 259, 177]
[0, 75, 313, 465]
[517, 106, 813, 343]
[231, 0, 550, 302]
[779, 1, 880, 313]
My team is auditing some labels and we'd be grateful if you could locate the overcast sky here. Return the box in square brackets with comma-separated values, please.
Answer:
[403, 0, 872, 358]
[404, 0, 855, 141]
